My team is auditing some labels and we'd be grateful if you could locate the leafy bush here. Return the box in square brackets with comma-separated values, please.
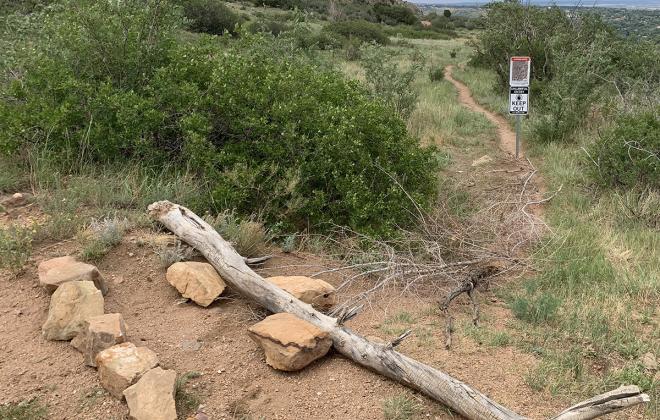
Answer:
[588, 110, 660, 190]
[0, 226, 33, 272]
[361, 45, 424, 119]
[324, 20, 390, 45]
[470, 1, 660, 143]
[80, 217, 127, 261]
[373, 4, 417, 26]
[245, 19, 291, 36]
[0, 2, 438, 236]
[181, 0, 241, 35]
[429, 67, 444, 82]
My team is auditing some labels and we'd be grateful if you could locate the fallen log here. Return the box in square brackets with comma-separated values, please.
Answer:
[148, 201, 649, 420]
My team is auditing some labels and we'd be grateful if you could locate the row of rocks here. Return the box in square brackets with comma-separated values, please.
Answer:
[38, 256, 178, 420]
[37, 253, 339, 417]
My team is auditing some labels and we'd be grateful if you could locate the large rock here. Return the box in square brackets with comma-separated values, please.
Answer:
[123, 367, 177, 420]
[265, 276, 336, 310]
[96, 342, 159, 399]
[248, 313, 332, 371]
[42, 281, 104, 341]
[71, 313, 127, 367]
[38, 256, 108, 295]
[166, 262, 225, 307]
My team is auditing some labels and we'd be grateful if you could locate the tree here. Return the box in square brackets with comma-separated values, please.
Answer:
[444, 9, 451, 19]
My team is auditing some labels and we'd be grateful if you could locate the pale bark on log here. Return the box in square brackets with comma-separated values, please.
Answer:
[148, 201, 649, 420]
[550, 385, 651, 420]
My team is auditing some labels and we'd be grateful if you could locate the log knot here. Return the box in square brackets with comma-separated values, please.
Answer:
[147, 200, 176, 218]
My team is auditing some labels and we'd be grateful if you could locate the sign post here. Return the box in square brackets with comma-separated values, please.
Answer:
[509, 56, 531, 159]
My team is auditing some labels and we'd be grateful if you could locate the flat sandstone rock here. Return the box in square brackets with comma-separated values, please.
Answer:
[71, 313, 127, 367]
[42, 281, 104, 341]
[38, 255, 108, 295]
[166, 261, 225, 307]
[265, 276, 336, 310]
[123, 367, 177, 420]
[96, 342, 159, 399]
[248, 313, 332, 371]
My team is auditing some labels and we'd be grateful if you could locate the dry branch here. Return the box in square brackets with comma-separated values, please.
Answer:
[148, 201, 649, 420]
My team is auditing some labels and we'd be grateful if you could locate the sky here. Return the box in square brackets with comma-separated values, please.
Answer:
[408, 0, 660, 7]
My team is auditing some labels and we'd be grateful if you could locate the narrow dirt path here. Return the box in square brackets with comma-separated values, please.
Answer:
[444, 65, 520, 157]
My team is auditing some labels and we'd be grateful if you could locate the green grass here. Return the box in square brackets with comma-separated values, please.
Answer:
[380, 311, 415, 336]
[453, 62, 659, 413]
[382, 394, 420, 420]
[175, 371, 202, 419]
[0, 398, 47, 420]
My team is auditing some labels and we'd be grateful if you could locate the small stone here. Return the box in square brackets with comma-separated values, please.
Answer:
[42, 281, 104, 341]
[471, 155, 493, 167]
[1, 192, 32, 208]
[38, 256, 108, 295]
[123, 367, 176, 420]
[180, 339, 202, 351]
[641, 352, 657, 371]
[114, 276, 125, 285]
[71, 313, 127, 367]
[166, 262, 226, 307]
[265, 276, 336, 310]
[248, 313, 332, 371]
[96, 342, 159, 399]
[128, 252, 135, 257]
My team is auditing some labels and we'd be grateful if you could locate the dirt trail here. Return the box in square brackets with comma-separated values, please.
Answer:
[444, 65, 520, 157]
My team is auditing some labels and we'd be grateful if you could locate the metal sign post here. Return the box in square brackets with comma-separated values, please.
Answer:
[509, 57, 531, 159]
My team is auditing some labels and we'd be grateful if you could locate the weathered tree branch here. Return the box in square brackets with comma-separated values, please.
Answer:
[148, 201, 649, 420]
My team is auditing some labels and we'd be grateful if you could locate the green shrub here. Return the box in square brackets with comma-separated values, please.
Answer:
[587, 110, 659, 191]
[1, 2, 438, 237]
[429, 67, 444, 82]
[80, 217, 127, 261]
[373, 4, 417, 26]
[361, 45, 424, 119]
[181, 0, 241, 35]
[245, 19, 291, 36]
[324, 20, 390, 45]
[0, 226, 33, 272]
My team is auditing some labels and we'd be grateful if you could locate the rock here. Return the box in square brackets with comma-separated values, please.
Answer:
[248, 313, 332, 371]
[1, 192, 32, 208]
[471, 155, 493, 167]
[42, 281, 104, 341]
[71, 313, 127, 367]
[38, 256, 108, 295]
[166, 262, 225, 307]
[265, 276, 336, 310]
[123, 367, 177, 420]
[96, 342, 159, 399]
[641, 352, 657, 371]
[180, 339, 202, 351]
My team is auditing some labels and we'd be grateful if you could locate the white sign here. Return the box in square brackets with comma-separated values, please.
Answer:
[509, 87, 528, 115]
[509, 56, 531, 87]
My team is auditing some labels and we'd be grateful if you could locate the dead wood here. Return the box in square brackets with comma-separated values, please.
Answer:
[148, 201, 649, 420]
[440, 264, 498, 349]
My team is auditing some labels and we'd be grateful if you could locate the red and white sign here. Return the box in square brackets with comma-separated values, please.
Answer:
[509, 56, 531, 87]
